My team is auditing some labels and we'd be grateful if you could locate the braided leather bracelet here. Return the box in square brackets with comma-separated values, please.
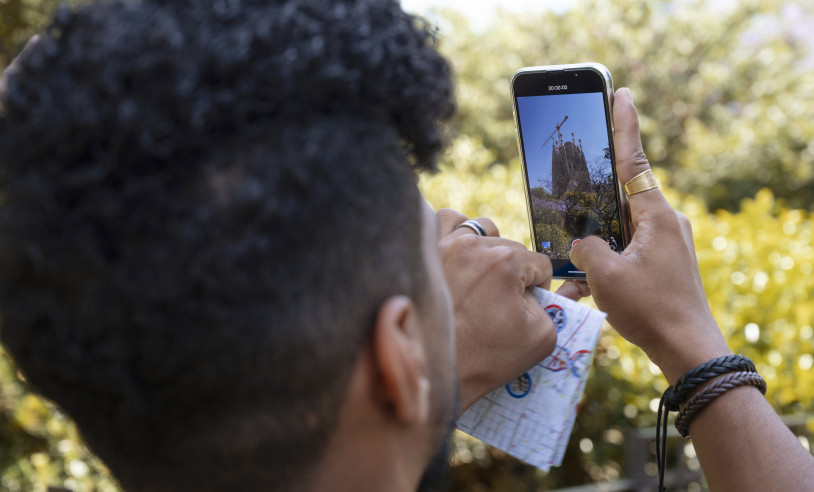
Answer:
[664, 354, 757, 411]
[655, 354, 762, 492]
[675, 371, 767, 438]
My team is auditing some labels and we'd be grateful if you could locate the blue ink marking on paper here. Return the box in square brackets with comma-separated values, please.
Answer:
[506, 372, 532, 398]
[545, 304, 566, 333]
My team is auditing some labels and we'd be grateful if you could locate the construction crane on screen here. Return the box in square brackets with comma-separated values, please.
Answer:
[539, 115, 568, 149]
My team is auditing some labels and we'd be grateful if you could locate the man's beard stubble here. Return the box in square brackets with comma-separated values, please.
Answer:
[416, 421, 454, 492]
[416, 369, 460, 492]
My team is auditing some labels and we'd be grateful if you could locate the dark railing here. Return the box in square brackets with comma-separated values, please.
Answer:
[550, 413, 813, 492]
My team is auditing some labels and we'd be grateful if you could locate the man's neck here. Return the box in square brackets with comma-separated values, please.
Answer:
[305, 436, 418, 492]
[303, 351, 429, 492]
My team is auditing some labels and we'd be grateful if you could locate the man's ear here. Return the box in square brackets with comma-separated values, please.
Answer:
[372, 295, 431, 426]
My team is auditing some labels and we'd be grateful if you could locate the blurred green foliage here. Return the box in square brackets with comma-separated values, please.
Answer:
[0, 347, 120, 492]
[2, 0, 814, 490]
[433, 0, 814, 212]
[419, 0, 814, 489]
[0, 0, 69, 68]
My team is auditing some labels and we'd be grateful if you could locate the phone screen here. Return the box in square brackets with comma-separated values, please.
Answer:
[513, 66, 626, 278]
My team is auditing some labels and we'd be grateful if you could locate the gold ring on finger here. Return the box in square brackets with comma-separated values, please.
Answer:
[624, 169, 659, 196]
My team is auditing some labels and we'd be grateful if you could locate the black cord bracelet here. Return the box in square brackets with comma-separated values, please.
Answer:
[674, 371, 767, 438]
[655, 354, 759, 492]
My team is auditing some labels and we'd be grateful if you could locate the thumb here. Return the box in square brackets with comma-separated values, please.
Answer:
[570, 235, 620, 278]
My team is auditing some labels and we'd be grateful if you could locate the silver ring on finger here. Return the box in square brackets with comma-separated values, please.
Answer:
[455, 219, 487, 237]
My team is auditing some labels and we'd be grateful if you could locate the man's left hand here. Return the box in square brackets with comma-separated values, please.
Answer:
[437, 208, 581, 413]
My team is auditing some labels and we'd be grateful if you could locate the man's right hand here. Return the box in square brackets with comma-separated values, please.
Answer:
[570, 87, 814, 492]
[569, 88, 731, 384]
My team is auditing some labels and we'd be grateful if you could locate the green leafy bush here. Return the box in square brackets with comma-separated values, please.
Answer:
[2, 0, 813, 490]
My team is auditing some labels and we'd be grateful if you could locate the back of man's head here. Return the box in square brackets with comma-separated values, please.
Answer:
[0, 0, 453, 490]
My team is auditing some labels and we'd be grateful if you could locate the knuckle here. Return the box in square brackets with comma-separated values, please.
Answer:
[487, 245, 515, 266]
[620, 148, 650, 176]
[671, 211, 693, 235]
[537, 253, 553, 275]
[497, 237, 527, 251]
[526, 310, 557, 352]
[438, 208, 468, 222]
[631, 147, 649, 166]
[477, 217, 500, 237]
[676, 212, 692, 230]
[452, 233, 480, 251]
[605, 260, 625, 280]
[676, 212, 695, 240]
[591, 259, 623, 288]
[441, 233, 479, 262]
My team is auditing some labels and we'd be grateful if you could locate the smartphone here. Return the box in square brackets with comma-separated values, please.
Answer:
[511, 63, 630, 279]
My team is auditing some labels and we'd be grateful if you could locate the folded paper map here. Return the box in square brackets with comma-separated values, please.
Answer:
[456, 287, 606, 471]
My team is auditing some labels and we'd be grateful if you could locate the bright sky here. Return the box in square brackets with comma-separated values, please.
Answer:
[400, 0, 577, 30]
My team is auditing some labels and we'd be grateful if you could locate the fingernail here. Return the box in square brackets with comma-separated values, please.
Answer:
[621, 87, 635, 106]
[569, 238, 580, 257]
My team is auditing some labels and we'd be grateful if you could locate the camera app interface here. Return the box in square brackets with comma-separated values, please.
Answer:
[517, 92, 623, 262]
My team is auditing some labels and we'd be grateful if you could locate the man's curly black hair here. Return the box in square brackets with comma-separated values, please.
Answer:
[0, 0, 454, 490]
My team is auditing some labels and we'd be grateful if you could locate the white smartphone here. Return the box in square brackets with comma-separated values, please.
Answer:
[511, 63, 631, 279]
